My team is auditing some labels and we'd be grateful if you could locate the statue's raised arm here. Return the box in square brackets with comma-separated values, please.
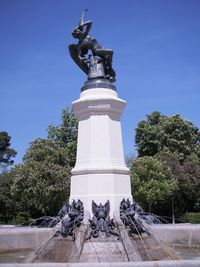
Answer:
[68, 10, 116, 82]
[78, 9, 92, 38]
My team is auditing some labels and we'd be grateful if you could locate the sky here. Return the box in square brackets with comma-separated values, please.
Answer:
[1, 0, 200, 164]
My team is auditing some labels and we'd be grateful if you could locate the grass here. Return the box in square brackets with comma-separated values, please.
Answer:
[181, 212, 200, 224]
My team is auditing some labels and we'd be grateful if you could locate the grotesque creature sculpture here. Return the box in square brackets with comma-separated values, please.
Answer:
[69, 9, 116, 82]
[86, 200, 119, 239]
[120, 199, 161, 236]
[120, 199, 146, 236]
[56, 199, 84, 240]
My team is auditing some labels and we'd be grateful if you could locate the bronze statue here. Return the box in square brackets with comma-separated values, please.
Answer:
[69, 10, 116, 82]
[86, 200, 119, 239]
[120, 199, 161, 236]
[54, 200, 84, 240]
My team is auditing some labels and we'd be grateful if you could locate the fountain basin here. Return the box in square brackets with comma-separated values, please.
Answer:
[0, 224, 200, 265]
[0, 260, 200, 266]
[0, 226, 52, 253]
[150, 224, 200, 246]
[0, 250, 31, 263]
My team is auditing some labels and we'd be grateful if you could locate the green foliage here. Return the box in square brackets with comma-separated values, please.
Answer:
[156, 152, 200, 214]
[181, 212, 200, 224]
[134, 112, 200, 215]
[135, 112, 200, 162]
[0, 132, 17, 223]
[0, 109, 77, 224]
[48, 108, 78, 167]
[0, 171, 18, 223]
[11, 139, 71, 218]
[0, 131, 16, 169]
[130, 156, 177, 213]
[13, 211, 31, 225]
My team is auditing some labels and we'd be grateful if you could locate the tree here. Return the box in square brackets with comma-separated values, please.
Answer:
[0, 131, 17, 170]
[0, 171, 19, 223]
[135, 112, 200, 216]
[181, 158, 200, 212]
[130, 156, 177, 214]
[135, 112, 200, 162]
[47, 108, 78, 167]
[0, 132, 17, 222]
[157, 152, 200, 214]
[11, 139, 71, 219]
[0, 109, 77, 223]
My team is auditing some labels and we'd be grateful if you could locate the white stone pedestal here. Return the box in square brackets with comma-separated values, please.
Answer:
[70, 86, 132, 216]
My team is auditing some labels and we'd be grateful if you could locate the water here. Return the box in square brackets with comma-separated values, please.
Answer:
[0, 247, 200, 263]
[174, 246, 200, 260]
[0, 250, 31, 263]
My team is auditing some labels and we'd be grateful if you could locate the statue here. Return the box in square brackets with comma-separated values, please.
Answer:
[120, 199, 161, 236]
[55, 199, 84, 240]
[69, 10, 116, 82]
[86, 200, 119, 239]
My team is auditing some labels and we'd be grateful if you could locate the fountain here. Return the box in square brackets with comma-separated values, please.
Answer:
[19, 198, 178, 263]
[0, 10, 200, 266]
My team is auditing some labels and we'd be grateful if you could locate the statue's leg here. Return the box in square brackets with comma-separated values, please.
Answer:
[95, 49, 113, 60]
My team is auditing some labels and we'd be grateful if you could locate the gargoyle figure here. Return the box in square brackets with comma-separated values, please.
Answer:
[56, 199, 84, 240]
[86, 200, 119, 239]
[69, 9, 116, 82]
[120, 199, 161, 236]
[58, 202, 69, 219]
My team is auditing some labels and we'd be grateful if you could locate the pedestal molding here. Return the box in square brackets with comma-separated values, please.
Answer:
[72, 97, 126, 120]
[71, 166, 130, 175]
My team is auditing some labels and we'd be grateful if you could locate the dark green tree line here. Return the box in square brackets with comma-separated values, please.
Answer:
[0, 131, 17, 223]
[131, 111, 200, 217]
[11, 139, 71, 220]
[0, 108, 78, 224]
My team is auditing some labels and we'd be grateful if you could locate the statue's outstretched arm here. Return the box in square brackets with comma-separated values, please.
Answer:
[80, 20, 92, 37]
[78, 9, 92, 36]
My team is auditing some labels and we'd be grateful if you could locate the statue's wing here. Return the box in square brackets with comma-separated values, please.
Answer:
[105, 200, 110, 214]
[68, 44, 89, 75]
[92, 200, 98, 217]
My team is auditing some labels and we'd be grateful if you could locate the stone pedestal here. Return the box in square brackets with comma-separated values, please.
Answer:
[70, 84, 132, 215]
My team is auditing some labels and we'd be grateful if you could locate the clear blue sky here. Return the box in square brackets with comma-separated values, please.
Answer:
[1, 0, 200, 164]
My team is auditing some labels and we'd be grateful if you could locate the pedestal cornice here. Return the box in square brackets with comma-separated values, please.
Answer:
[72, 91, 126, 120]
